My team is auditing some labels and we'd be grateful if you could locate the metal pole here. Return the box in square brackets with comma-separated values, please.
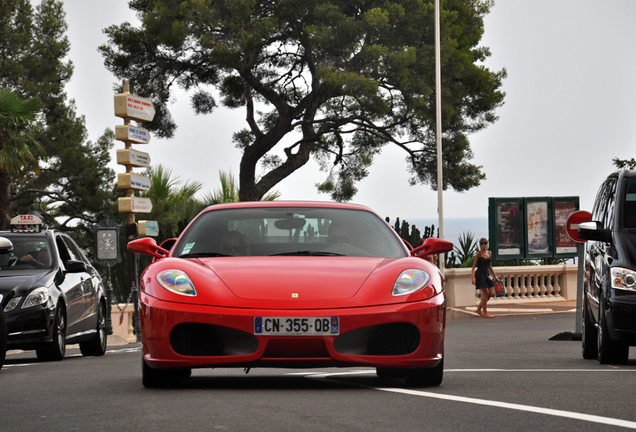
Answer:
[121, 78, 141, 343]
[435, 0, 445, 273]
[575, 242, 584, 334]
[105, 267, 113, 335]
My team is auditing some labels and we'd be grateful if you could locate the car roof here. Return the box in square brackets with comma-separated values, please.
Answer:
[200, 201, 376, 212]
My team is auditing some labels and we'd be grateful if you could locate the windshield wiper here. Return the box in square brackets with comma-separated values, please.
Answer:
[179, 252, 231, 258]
[270, 250, 345, 257]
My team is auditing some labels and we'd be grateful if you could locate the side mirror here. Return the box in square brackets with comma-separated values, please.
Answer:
[411, 237, 454, 258]
[578, 221, 612, 243]
[0, 237, 14, 254]
[128, 237, 169, 259]
[65, 259, 87, 273]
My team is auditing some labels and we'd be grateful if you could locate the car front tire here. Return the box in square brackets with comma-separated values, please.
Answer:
[36, 305, 66, 362]
[142, 355, 179, 388]
[582, 296, 598, 360]
[404, 356, 444, 387]
[80, 301, 107, 357]
[597, 300, 629, 365]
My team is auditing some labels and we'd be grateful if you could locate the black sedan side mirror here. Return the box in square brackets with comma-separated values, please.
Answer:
[578, 221, 612, 243]
[65, 259, 87, 273]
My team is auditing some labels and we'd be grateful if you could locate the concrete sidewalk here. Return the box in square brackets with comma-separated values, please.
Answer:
[448, 300, 578, 319]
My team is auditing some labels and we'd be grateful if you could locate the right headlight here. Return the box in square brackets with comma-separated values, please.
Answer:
[156, 270, 197, 296]
[611, 267, 636, 291]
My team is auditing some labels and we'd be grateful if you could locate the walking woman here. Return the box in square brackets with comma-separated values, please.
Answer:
[471, 238, 499, 318]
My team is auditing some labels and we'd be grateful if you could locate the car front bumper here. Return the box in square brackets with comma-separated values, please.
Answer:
[140, 291, 446, 371]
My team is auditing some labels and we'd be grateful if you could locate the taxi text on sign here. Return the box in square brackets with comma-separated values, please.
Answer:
[118, 197, 153, 213]
[114, 94, 156, 122]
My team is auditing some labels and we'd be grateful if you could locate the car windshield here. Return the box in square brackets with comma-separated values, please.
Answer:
[0, 234, 52, 270]
[174, 207, 407, 258]
[624, 178, 636, 229]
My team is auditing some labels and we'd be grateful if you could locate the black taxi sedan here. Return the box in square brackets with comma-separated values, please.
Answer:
[0, 214, 107, 361]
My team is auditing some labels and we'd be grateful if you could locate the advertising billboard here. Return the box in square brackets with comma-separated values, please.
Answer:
[489, 196, 579, 260]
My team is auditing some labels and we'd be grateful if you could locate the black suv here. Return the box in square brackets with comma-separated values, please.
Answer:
[579, 170, 636, 364]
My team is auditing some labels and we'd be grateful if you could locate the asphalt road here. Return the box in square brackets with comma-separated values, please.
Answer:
[2, 313, 636, 432]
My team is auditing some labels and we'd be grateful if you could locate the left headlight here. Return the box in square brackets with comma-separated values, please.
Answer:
[392, 269, 431, 296]
[22, 287, 50, 309]
[157, 270, 197, 296]
[611, 267, 636, 291]
[4, 296, 22, 312]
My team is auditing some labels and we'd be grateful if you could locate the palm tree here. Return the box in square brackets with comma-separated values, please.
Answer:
[453, 231, 479, 268]
[201, 170, 281, 205]
[143, 164, 203, 240]
[0, 88, 45, 227]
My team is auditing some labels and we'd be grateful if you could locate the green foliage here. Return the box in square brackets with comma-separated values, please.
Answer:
[613, 157, 636, 170]
[453, 230, 479, 267]
[101, 0, 506, 202]
[0, 87, 44, 175]
[142, 164, 204, 241]
[201, 170, 282, 205]
[0, 0, 116, 239]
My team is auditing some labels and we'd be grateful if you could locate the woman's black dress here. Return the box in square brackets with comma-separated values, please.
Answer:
[475, 256, 494, 289]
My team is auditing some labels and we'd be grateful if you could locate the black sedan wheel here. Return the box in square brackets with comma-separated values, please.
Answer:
[597, 301, 629, 365]
[581, 296, 598, 360]
[404, 356, 444, 387]
[80, 301, 107, 357]
[0, 309, 7, 370]
[36, 306, 66, 362]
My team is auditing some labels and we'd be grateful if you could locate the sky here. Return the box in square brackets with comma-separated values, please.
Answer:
[57, 0, 636, 223]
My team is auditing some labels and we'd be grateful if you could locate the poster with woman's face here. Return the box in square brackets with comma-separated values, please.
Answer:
[527, 201, 549, 254]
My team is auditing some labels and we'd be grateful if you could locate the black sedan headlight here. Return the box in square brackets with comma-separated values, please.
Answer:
[3, 287, 50, 312]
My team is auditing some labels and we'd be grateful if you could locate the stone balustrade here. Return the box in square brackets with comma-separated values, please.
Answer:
[108, 304, 137, 343]
[107, 264, 579, 343]
[444, 264, 578, 308]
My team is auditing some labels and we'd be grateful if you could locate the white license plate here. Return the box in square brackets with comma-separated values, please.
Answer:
[254, 317, 339, 336]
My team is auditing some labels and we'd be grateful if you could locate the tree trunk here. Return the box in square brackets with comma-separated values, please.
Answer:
[0, 170, 13, 230]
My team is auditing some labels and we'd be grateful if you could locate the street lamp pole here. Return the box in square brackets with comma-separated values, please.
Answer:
[435, 0, 445, 274]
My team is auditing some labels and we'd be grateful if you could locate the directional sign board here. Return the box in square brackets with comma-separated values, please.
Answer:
[115, 125, 151, 144]
[118, 197, 153, 213]
[138, 220, 159, 237]
[117, 173, 151, 191]
[566, 210, 592, 243]
[117, 149, 150, 168]
[114, 94, 156, 122]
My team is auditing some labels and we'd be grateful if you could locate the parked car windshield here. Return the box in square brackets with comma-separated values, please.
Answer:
[174, 207, 407, 258]
[0, 233, 53, 270]
[623, 178, 636, 229]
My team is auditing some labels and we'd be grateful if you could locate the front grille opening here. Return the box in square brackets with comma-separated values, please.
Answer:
[333, 322, 420, 356]
[170, 323, 258, 357]
[366, 323, 420, 355]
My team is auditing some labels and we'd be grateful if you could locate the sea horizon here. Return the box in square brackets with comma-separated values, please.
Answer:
[386, 216, 489, 247]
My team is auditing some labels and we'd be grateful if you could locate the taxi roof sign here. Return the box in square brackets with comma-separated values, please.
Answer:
[10, 214, 43, 233]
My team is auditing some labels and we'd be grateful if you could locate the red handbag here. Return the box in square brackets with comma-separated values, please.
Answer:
[494, 282, 506, 297]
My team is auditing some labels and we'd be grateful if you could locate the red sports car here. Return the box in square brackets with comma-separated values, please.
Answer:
[128, 202, 453, 388]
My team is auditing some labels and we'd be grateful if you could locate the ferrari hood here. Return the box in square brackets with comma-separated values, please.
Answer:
[201, 257, 386, 301]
